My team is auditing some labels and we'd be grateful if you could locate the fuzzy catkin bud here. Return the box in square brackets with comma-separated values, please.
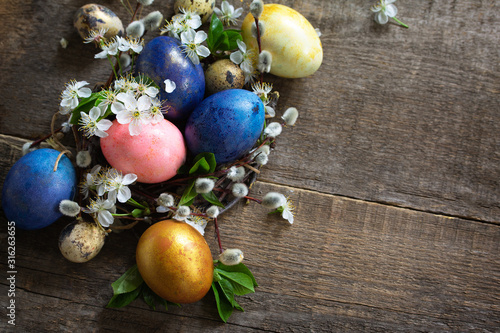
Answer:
[141, 11, 163, 30]
[219, 249, 244, 266]
[137, 0, 154, 6]
[262, 192, 286, 209]
[231, 183, 249, 198]
[249, 0, 264, 19]
[206, 205, 220, 218]
[157, 193, 174, 207]
[59, 200, 81, 217]
[264, 122, 282, 138]
[255, 152, 268, 165]
[126, 21, 145, 39]
[119, 53, 131, 68]
[251, 20, 265, 38]
[227, 166, 245, 182]
[282, 107, 299, 126]
[176, 205, 190, 217]
[258, 50, 272, 73]
[76, 150, 92, 168]
[195, 178, 215, 194]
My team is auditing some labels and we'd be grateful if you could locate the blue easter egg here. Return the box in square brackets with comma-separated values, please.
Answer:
[185, 89, 265, 164]
[135, 36, 205, 123]
[1, 149, 77, 230]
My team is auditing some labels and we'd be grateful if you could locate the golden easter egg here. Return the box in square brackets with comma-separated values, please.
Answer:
[241, 4, 323, 78]
[136, 220, 214, 304]
[205, 59, 245, 95]
[74, 4, 124, 41]
[174, 0, 215, 23]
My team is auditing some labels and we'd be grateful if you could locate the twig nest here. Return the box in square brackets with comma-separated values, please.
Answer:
[241, 4, 323, 78]
[204, 59, 245, 96]
[74, 4, 124, 40]
[59, 220, 106, 263]
[174, 0, 215, 23]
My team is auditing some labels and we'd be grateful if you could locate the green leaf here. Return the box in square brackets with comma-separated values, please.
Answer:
[220, 30, 242, 51]
[201, 191, 225, 208]
[106, 285, 142, 308]
[232, 298, 244, 312]
[69, 93, 100, 125]
[216, 270, 255, 296]
[212, 282, 234, 322]
[178, 180, 197, 206]
[208, 14, 225, 52]
[111, 264, 144, 295]
[140, 283, 178, 311]
[189, 157, 210, 175]
[218, 278, 235, 306]
[217, 263, 258, 287]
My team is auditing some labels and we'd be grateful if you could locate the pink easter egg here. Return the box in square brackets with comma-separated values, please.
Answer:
[100, 120, 186, 183]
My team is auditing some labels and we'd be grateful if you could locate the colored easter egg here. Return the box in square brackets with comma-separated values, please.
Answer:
[100, 119, 186, 183]
[174, 0, 215, 23]
[1, 148, 77, 230]
[135, 36, 205, 124]
[184, 89, 265, 164]
[205, 59, 245, 96]
[241, 4, 323, 78]
[74, 4, 124, 40]
[59, 220, 106, 263]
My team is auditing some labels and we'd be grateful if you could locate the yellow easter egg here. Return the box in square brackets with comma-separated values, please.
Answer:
[241, 4, 323, 78]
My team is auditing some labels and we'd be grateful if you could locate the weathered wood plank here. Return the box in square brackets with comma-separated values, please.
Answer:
[0, 131, 498, 331]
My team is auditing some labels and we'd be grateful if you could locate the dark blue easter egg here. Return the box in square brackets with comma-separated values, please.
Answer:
[1, 149, 77, 230]
[135, 36, 205, 123]
[184, 89, 265, 164]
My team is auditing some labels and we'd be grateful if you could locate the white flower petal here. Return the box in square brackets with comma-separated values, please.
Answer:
[196, 45, 210, 58]
[117, 187, 131, 203]
[89, 107, 101, 121]
[194, 31, 208, 44]
[376, 11, 389, 24]
[97, 119, 113, 131]
[78, 87, 92, 98]
[128, 120, 143, 136]
[384, 4, 397, 18]
[164, 79, 176, 93]
[122, 173, 137, 185]
[116, 111, 132, 124]
[230, 51, 243, 64]
[98, 210, 114, 227]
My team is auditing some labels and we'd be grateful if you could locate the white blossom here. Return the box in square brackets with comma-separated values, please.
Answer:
[214, 1, 243, 26]
[180, 29, 210, 65]
[78, 106, 113, 138]
[114, 92, 152, 136]
[60, 80, 91, 109]
[173, 7, 202, 30]
[186, 216, 208, 235]
[84, 197, 115, 227]
[104, 169, 137, 203]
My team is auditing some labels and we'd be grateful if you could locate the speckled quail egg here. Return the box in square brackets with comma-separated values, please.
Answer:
[204, 59, 245, 96]
[74, 4, 124, 41]
[174, 0, 215, 23]
[59, 220, 106, 263]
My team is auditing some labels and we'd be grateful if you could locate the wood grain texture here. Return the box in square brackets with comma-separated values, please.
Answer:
[1, 0, 500, 331]
[1, 165, 500, 331]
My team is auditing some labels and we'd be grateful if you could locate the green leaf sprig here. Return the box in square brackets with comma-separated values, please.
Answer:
[212, 262, 258, 322]
[206, 14, 242, 56]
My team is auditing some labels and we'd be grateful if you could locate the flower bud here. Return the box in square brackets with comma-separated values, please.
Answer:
[249, 0, 264, 19]
[227, 166, 245, 182]
[262, 192, 286, 209]
[206, 205, 220, 218]
[255, 152, 268, 165]
[282, 107, 299, 126]
[137, 0, 154, 6]
[264, 122, 282, 138]
[219, 249, 244, 266]
[119, 53, 131, 68]
[231, 183, 249, 198]
[141, 11, 163, 30]
[76, 150, 92, 168]
[157, 193, 174, 207]
[258, 50, 272, 73]
[251, 20, 265, 38]
[59, 200, 81, 217]
[195, 178, 215, 194]
[126, 21, 145, 39]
